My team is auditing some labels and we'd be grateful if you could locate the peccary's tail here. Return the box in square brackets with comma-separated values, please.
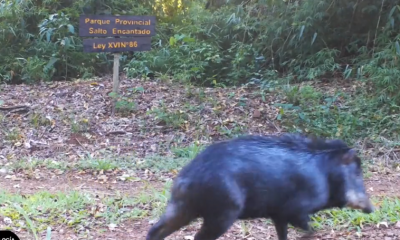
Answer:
[146, 200, 195, 240]
[146, 179, 196, 240]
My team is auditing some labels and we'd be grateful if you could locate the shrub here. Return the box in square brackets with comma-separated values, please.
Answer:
[2, 0, 400, 105]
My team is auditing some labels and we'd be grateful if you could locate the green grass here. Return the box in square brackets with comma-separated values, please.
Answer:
[0, 181, 171, 236]
[312, 197, 400, 231]
[5, 148, 197, 174]
[7, 158, 70, 172]
[1, 186, 399, 237]
[0, 190, 96, 235]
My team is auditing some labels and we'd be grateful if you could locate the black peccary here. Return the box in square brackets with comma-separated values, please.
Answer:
[146, 134, 374, 240]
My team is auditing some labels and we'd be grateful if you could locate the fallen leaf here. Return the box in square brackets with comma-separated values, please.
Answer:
[108, 223, 117, 231]
[395, 221, 400, 229]
[253, 109, 261, 118]
[377, 222, 389, 228]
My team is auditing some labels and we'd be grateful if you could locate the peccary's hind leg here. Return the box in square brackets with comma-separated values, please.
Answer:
[272, 218, 289, 240]
[194, 208, 240, 240]
[146, 201, 195, 240]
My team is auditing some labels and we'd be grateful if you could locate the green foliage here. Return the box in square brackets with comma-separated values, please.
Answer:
[276, 84, 400, 144]
[109, 91, 137, 115]
[125, 33, 222, 84]
[0, 0, 95, 82]
[147, 101, 189, 129]
[0, 0, 181, 83]
[2, 0, 400, 104]
[123, 0, 400, 104]
[171, 143, 204, 159]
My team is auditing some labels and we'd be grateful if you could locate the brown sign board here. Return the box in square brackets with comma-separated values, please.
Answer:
[83, 37, 152, 53]
[79, 15, 156, 37]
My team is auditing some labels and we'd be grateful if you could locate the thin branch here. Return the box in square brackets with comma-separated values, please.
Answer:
[373, 0, 385, 56]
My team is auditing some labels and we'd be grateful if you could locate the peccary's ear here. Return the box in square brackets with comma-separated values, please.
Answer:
[341, 148, 357, 165]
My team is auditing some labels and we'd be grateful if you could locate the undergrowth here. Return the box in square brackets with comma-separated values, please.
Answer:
[274, 83, 400, 145]
[1, 0, 400, 106]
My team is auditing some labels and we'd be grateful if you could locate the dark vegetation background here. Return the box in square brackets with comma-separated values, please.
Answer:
[1, 0, 400, 145]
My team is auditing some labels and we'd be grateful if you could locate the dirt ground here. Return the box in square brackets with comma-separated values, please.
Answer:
[1, 169, 400, 240]
[1, 76, 400, 240]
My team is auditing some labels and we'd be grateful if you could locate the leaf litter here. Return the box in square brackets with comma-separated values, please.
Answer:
[0, 76, 281, 163]
[1, 76, 400, 240]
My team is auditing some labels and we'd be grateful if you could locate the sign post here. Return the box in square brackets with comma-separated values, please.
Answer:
[113, 53, 120, 106]
[79, 15, 156, 115]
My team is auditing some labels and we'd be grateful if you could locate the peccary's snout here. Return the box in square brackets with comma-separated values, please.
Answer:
[346, 190, 374, 214]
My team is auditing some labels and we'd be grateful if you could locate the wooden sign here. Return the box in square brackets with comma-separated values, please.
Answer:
[79, 14, 156, 116]
[83, 37, 152, 53]
[79, 15, 156, 37]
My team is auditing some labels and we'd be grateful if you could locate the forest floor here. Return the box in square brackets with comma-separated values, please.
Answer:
[0, 76, 399, 240]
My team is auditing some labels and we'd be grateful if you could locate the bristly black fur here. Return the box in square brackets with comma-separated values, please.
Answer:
[212, 133, 362, 168]
[233, 133, 352, 153]
[276, 133, 362, 167]
[278, 133, 350, 152]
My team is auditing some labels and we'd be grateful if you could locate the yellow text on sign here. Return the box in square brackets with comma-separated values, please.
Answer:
[115, 19, 151, 25]
[92, 41, 139, 50]
[88, 28, 151, 35]
[84, 18, 110, 25]
[84, 18, 152, 26]
[112, 28, 151, 35]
